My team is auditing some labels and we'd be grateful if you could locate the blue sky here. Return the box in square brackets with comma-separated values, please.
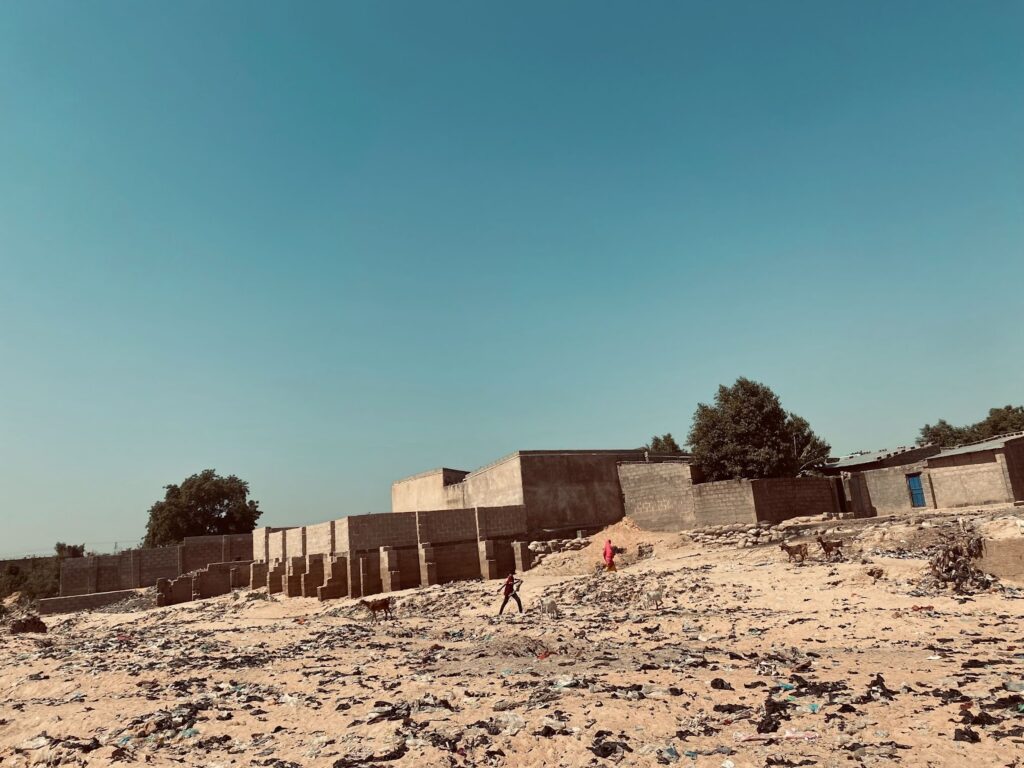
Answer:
[1, 2, 1021, 556]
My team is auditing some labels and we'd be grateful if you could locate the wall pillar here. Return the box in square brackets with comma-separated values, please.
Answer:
[318, 555, 348, 601]
[301, 555, 326, 597]
[359, 551, 382, 597]
[511, 541, 533, 573]
[478, 539, 500, 580]
[419, 543, 439, 586]
[379, 546, 402, 592]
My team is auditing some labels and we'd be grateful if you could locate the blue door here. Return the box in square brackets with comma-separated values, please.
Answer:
[906, 474, 926, 508]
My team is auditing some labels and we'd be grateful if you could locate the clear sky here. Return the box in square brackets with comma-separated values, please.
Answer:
[1, 2, 1022, 557]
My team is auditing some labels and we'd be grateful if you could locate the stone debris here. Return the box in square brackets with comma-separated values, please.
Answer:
[1, 512, 1022, 767]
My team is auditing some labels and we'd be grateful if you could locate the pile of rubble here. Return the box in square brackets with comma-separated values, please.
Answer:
[685, 521, 785, 548]
[527, 538, 590, 566]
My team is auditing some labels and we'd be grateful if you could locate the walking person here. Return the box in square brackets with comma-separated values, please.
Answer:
[497, 570, 524, 614]
[603, 539, 617, 572]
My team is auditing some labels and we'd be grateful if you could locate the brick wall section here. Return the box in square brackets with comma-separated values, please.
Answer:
[976, 537, 1024, 582]
[691, 480, 757, 526]
[475, 506, 528, 539]
[416, 508, 478, 544]
[749, 477, 838, 523]
[284, 528, 306, 560]
[60, 557, 97, 596]
[139, 548, 180, 584]
[617, 462, 698, 531]
[1003, 441, 1024, 502]
[305, 521, 336, 556]
[855, 463, 934, 515]
[268, 530, 286, 562]
[928, 450, 1014, 508]
[38, 589, 141, 615]
[346, 512, 418, 552]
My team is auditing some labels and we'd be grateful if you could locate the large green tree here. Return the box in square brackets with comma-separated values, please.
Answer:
[918, 405, 1024, 447]
[142, 470, 262, 548]
[687, 377, 831, 480]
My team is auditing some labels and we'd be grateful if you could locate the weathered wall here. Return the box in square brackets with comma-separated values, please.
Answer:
[1003, 441, 1024, 502]
[305, 521, 336, 556]
[856, 463, 934, 516]
[267, 529, 287, 562]
[475, 506, 528, 540]
[416, 507, 478, 545]
[58, 535, 254, 597]
[617, 462, 698, 531]
[283, 528, 306, 560]
[345, 512, 419, 553]
[928, 450, 1014, 508]
[749, 477, 838, 523]
[976, 537, 1024, 583]
[691, 480, 757, 526]
[391, 468, 473, 512]
[520, 452, 632, 532]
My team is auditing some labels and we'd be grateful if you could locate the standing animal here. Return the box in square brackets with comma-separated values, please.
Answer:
[539, 599, 560, 618]
[816, 535, 844, 561]
[643, 587, 665, 610]
[779, 541, 808, 563]
[359, 597, 393, 623]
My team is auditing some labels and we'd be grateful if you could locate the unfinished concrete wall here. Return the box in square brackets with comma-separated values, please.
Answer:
[750, 477, 838, 523]
[267, 529, 287, 562]
[618, 462, 698, 531]
[475, 505, 529, 540]
[391, 468, 472, 512]
[1003, 441, 1024, 502]
[854, 463, 934, 515]
[692, 480, 757, 526]
[928, 450, 1014, 508]
[345, 512, 419, 552]
[976, 537, 1024, 583]
[305, 521, 336, 556]
[520, 452, 633, 532]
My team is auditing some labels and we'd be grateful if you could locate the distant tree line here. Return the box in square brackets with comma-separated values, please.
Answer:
[917, 405, 1024, 448]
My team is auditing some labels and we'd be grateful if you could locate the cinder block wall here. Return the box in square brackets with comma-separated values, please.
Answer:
[60, 557, 97, 596]
[749, 477, 838, 523]
[284, 528, 306, 559]
[928, 450, 1014, 508]
[857, 463, 933, 515]
[1002, 442, 1024, 502]
[475, 505, 528, 540]
[268, 530, 286, 561]
[520, 453, 631, 532]
[617, 462, 698, 531]
[139, 548, 180, 584]
[416, 508, 478, 544]
[692, 480, 757, 526]
[346, 512, 419, 552]
[305, 521, 335, 556]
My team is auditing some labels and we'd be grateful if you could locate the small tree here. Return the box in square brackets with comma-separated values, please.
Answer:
[54, 542, 85, 559]
[646, 433, 683, 454]
[142, 470, 262, 548]
[687, 377, 831, 481]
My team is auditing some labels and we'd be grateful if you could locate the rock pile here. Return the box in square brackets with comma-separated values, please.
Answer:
[685, 521, 785, 548]
[9, 614, 47, 634]
[527, 538, 589, 566]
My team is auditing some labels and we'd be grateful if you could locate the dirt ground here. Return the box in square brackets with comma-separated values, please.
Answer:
[2, 518, 1022, 768]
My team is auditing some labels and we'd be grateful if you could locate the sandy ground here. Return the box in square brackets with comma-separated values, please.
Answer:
[2, 520, 1023, 768]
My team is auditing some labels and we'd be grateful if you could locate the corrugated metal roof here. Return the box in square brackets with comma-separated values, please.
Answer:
[930, 432, 1024, 460]
[828, 446, 923, 469]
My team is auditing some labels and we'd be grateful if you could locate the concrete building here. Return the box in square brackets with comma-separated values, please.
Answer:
[392, 450, 677, 533]
[926, 433, 1024, 509]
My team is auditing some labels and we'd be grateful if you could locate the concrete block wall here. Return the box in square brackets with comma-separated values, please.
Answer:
[284, 527, 306, 560]
[416, 507, 478, 544]
[749, 477, 838, 523]
[157, 576, 194, 607]
[928, 450, 1015, 508]
[475, 505, 528, 539]
[346, 512, 418, 552]
[305, 521, 336, 556]
[268, 529, 287, 562]
[617, 462, 698, 531]
[852, 462, 934, 516]
[1004, 442, 1024, 501]
[691, 480, 757, 526]
[60, 557, 98, 596]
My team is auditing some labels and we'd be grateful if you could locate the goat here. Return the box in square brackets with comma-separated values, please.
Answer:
[779, 541, 808, 563]
[359, 597, 393, 623]
[539, 599, 560, 619]
[642, 587, 665, 610]
[816, 535, 845, 561]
